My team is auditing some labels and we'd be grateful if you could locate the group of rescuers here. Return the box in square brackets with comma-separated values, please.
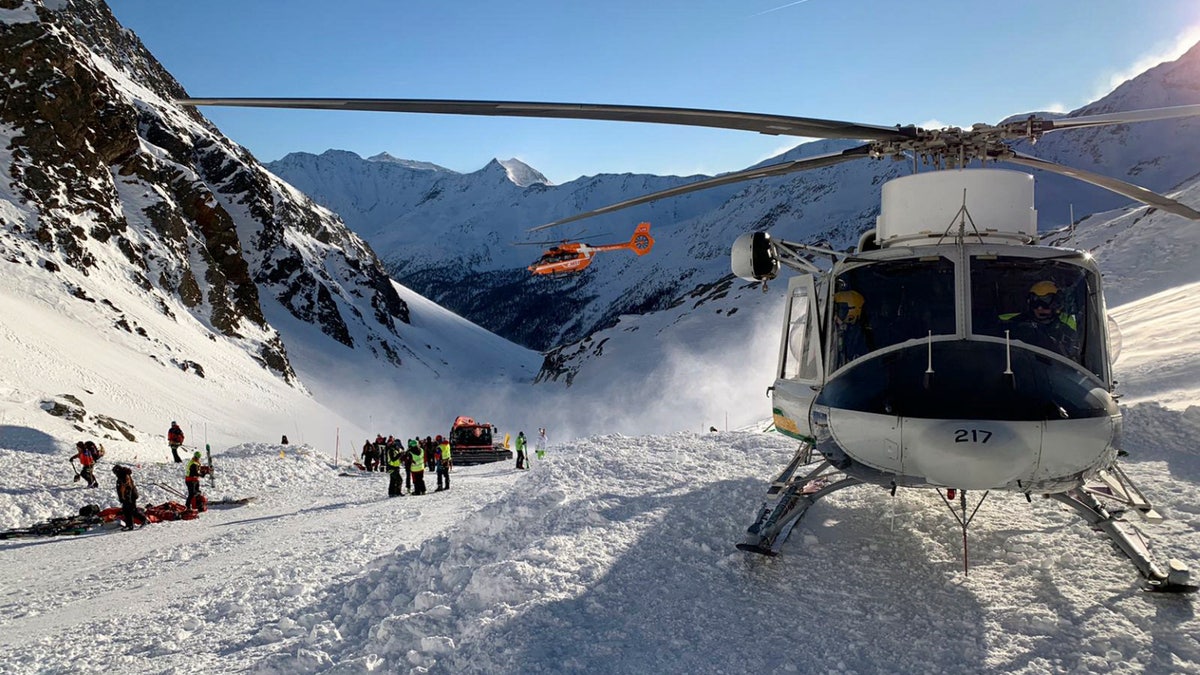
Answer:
[361, 435, 452, 497]
[74, 421, 552, 530]
[361, 427, 548, 498]
[66, 420, 211, 531]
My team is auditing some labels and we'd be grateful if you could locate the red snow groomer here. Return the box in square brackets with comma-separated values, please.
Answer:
[449, 416, 513, 466]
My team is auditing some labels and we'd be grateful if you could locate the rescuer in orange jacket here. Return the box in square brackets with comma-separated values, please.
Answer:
[167, 421, 185, 463]
[71, 441, 100, 488]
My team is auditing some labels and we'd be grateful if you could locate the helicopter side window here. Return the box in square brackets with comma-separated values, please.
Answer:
[970, 256, 1102, 374]
[782, 283, 821, 381]
[831, 258, 956, 370]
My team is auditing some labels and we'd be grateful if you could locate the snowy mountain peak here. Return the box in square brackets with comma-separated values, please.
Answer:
[366, 152, 452, 173]
[498, 158, 550, 187]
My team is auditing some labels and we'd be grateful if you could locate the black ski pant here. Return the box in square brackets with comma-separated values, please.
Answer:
[437, 462, 449, 490]
[120, 498, 138, 528]
[81, 464, 97, 488]
[516, 449, 526, 470]
[169, 443, 182, 463]
[412, 470, 426, 495]
[388, 469, 404, 497]
[186, 480, 202, 510]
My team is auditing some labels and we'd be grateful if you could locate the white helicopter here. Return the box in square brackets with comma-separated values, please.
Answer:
[179, 96, 1200, 591]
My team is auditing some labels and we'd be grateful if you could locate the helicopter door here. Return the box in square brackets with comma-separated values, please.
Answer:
[772, 274, 824, 440]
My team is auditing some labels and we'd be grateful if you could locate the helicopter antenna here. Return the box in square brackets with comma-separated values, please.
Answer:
[935, 188, 985, 246]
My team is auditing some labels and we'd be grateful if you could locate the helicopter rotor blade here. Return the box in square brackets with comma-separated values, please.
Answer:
[528, 144, 874, 232]
[1038, 104, 1200, 133]
[177, 98, 1200, 224]
[512, 231, 609, 246]
[177, 98, 916, 142]
[1005, 151, 1200, 220]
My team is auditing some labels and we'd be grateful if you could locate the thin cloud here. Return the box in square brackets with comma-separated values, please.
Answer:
[750, 0, 815, 18]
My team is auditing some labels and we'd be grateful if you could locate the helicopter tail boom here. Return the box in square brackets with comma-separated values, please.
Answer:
[590, 222, 655, 255]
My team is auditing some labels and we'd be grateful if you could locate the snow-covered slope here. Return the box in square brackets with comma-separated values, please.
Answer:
[2, 326, 1198, 673]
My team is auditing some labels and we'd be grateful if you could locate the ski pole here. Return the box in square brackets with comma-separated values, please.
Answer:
[153, 482, 187, 499]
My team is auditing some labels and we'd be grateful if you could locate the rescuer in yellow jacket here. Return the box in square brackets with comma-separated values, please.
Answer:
[408, 440, 426, 495]
[436, 435, 451, 491]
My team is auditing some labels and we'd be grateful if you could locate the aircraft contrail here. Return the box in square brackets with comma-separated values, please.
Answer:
[750, 0, 815, 17]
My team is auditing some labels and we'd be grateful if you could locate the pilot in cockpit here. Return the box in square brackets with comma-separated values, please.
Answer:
[833, 289, 872, 366]
[999, 280, 1079, 359]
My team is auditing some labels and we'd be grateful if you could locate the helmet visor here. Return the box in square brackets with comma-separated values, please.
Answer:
[1029, 291, 1059, 310]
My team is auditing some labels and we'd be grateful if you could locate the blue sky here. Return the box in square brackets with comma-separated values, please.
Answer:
[108, 0, 1200, 185]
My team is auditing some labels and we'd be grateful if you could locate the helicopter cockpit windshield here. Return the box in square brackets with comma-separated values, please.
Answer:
[970, 256, 1104, 376]
[785, 251, 1105, 379]
[829, 257, 957, 371]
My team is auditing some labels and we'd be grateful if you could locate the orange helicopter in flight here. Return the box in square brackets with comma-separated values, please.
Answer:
[526, 222, 654, 276]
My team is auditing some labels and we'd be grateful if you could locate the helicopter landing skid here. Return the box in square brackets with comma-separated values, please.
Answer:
[738, 457, 861, 556]
[1048, 488, 1197, 594]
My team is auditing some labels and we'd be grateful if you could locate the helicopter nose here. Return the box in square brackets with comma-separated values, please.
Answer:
[905, 419, 1037, 488]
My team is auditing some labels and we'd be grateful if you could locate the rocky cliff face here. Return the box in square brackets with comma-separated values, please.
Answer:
[1, 0, 411, 384]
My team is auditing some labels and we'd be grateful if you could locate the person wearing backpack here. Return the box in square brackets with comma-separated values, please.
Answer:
[71, 441, 100, 488]
[112, 464, 142, 530]
[167, 421, 185, 463]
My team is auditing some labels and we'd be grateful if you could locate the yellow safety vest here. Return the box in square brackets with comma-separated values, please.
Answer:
[439, 442, 451, 461]
[185, 458, 202, 483]
[410, 447, 425, 472]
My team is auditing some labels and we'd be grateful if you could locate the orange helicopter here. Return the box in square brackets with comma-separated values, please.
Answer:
[526, 222, 654, 276]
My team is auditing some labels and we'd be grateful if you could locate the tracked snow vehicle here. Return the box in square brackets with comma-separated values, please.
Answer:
[449, 416, 512, 466]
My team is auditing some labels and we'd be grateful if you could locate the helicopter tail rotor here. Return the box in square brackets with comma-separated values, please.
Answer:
[628, 222, 654, 255]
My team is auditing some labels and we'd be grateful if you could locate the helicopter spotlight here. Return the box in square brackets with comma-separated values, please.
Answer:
[178, 96, 1200, 591]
